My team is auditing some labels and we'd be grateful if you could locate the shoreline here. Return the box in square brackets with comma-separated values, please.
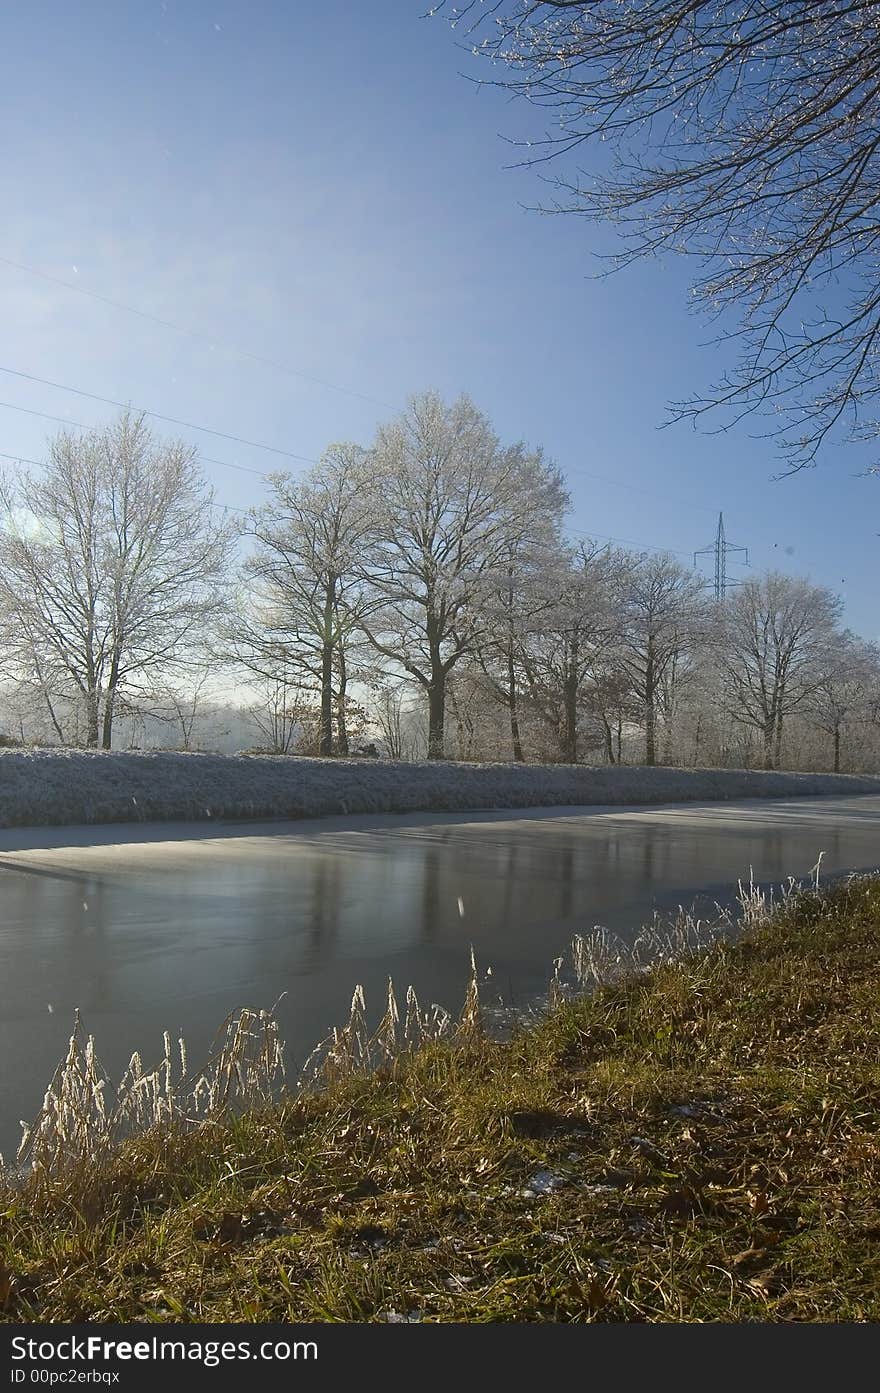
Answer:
[4, 874, 879, 1322]
[1, 747, 879, 833]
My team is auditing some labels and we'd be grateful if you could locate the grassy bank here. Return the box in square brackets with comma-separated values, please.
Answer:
[1, 747, 879, 832]
[2, 878, 880, 1322]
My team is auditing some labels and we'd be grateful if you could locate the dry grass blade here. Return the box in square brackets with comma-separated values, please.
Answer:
[457, 946, 483, 1041]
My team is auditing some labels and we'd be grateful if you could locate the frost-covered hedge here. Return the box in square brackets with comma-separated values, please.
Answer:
[0, 748, 878, 830]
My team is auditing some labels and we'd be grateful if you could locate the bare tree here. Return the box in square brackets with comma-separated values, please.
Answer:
[517, 542, 625, 763]
[241, 667, 317, 755]
[618, 553, 707, 766]
[128, 667, 227, 752]
[0, 673, 76, 746]
[163, 671, 214, 752]
[370, 681, 408, 760]
[476, 489, 568, 761]
[361, 391, 564, 758]
[441, 2, 880, 467]
[809, 636, 880, 772]
[719, 572, 843, 769]
[0, 412, 235, 748]
[587, 664, 638, 765]
[239, 444, 374, 756]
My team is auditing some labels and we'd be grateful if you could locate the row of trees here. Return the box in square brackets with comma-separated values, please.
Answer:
[1, 395, 877, 771]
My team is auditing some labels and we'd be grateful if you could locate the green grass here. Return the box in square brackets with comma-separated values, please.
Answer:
[2, 875, 880, 1323]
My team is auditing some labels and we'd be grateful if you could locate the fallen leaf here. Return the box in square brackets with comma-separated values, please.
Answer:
[731, 1246, 770, 1268]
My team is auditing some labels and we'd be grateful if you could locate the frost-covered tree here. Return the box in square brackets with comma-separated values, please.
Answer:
[362, 391, 564, 759]
[233, 444, 374, 756]
[0, 412, 234, 748]
[475, 476, 568, 761]
[719, 572, 843, 769]
[516, 542, 626, 764]
[617, 553, 707, 766]
[808, 636, 880, 773]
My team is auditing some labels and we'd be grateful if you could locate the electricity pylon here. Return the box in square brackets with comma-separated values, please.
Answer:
[694, 512, 749, 600]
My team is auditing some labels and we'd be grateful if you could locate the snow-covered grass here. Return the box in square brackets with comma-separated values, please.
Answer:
[1, 748, 879, 830]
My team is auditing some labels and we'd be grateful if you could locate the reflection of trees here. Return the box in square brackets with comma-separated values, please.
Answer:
[501, 843, 518, 924]
[559, 843, 574, 919]
[74, 877, 113, 1010]
[420, 848, 440, 945]
[9, 872, 113, 1013]
[308, 854, 341, 960]
[642, 839, 655, 882]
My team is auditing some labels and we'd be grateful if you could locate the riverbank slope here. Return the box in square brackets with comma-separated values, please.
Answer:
[1, 748, 879, 829]
[2, 875, 879, 1322]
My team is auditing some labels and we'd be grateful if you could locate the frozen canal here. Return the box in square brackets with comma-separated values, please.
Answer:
[1, 794, 879, 1158]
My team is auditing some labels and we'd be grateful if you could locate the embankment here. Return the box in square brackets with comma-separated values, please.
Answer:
[1, 747, 879, 829]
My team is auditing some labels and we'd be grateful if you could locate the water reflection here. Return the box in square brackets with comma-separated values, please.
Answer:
[1, 796, 878, 1156]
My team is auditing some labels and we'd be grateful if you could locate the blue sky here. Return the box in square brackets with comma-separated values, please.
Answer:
[0, 0, 876, 636]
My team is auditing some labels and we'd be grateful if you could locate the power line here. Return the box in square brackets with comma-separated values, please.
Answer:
[567, 523, 695, 559]
[0, 261, 736, 526]
[0, 257, 747, 539]
[0, 446, 737, 560]
[0, 439, 700, 557]
[201, 455, 273, 479]
[0, 366, 315, 462]
[0, 374, 722, 559]
[0, 398, 711, 552]
[0, 400, 84, 431]
[0, 252, 395, 411]
[0, 398, 721, 524]
[0, 385, 726, 529]
[0, 404, 279, 478]
[0, 449, 253, 516]
[0, 443, 705, 552]
[0, 356, 739, 539]
[569, 466, 720, 518]
[0, 451, 43, 468]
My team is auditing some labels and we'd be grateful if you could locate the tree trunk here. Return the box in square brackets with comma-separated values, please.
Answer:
[645, 704, 656, 766]
[319, 578, 336, 756]
[507, 643, 524, 762]
[101, 651, 121, 750]
[33, 656, 66, 744]
[453, 702, 472, 759]
[774, 712, 784, 769]
[762, 717, 775, 770]
[100, 697, 114, 750]
[425, 609, 446, 760]
[833, 721, 841, 774]
[86, 687, 100, 749]
[320, 640, 334, 755]
[644, 642, 656, 766]
[661, 708, 675, 764]
[43, 690, 66, 744]
[562, 637, 579, 763]
[336, 642, 349, 756]
[601, 715, 614, 765]
[427, 679, 445, 760]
